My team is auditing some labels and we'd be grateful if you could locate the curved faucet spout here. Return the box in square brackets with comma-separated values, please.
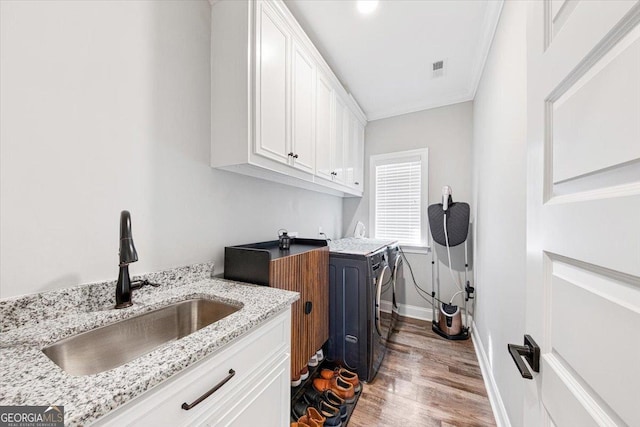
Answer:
[116, 210, 138, 309]
[119, 210, 138, 266]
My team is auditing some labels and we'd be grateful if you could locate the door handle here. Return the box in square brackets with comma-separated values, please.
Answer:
[508, 335, 540, 379]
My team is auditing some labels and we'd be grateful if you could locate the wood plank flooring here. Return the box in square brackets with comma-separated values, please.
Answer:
[349, 316, 496, 427]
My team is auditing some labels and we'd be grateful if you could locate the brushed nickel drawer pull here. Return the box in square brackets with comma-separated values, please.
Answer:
[181, 369, 236, 410]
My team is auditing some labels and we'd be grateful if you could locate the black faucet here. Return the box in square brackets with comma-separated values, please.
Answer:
[115, 210, 138, 309]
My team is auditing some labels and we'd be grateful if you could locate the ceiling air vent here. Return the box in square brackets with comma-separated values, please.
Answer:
[432, 60, 445, 78]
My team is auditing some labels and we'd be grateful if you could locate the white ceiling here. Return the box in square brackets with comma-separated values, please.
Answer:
[283, 0, 503, 121]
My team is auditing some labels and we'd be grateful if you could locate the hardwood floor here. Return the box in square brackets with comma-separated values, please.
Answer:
[349, 316, 496, 427]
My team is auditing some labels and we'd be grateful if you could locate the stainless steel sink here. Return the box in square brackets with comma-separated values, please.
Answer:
[42, 298, 241, 376]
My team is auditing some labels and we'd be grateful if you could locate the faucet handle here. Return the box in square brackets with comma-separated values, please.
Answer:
[130, 279, 160, 290]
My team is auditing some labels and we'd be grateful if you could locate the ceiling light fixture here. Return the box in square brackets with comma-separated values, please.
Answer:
[357, 0, 378, 15]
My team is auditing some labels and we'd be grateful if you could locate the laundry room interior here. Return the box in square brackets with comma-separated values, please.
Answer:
[1, 1, 638, 426]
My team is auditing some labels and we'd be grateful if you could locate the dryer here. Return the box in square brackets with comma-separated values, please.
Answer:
[327, 238, 394, 382]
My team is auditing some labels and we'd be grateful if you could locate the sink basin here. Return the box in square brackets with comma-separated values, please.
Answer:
[42, 298, 241, 376]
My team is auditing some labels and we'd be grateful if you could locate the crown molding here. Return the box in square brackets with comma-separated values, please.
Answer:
[470, 0, 505, 98]
[367, 91, 474, 122]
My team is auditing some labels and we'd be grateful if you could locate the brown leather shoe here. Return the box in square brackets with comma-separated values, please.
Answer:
[337, 367, 361, 393]
[313, 376, 355, 403]
[320, 367, 361, 393]
[307, 406, 325, 425]
[297, 415, 320, 427]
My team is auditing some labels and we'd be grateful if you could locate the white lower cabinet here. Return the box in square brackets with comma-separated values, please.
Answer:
[204, 355, 289, 426]
[92, 309, 291, 427]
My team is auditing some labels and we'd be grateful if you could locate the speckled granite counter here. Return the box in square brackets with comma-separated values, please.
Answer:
[328, 237, 398, 255]
[0, 263, 298, 426]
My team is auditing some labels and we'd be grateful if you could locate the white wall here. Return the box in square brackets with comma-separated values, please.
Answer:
[0, 1, 342, 298]
[471, 1, 527, 425]
[343, 101, 473, 317]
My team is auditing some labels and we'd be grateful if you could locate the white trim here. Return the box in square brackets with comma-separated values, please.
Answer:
[401, 246, 431, 255]
[471, 322, 512, 427]
[470, 0, 505, 99]
[379, 300, 432, 322]
[367, 93, 473, 122]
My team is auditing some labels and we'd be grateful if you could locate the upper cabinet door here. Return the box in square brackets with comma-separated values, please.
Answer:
[332, 96, 346, 184]
[291, 41, 315, 174]
[254, 2, 290, 165]
[343, 110, 364, 191]
[354, 120, 365, 189]
[315, 72, 333, 181]
[343, 111, 357, 188]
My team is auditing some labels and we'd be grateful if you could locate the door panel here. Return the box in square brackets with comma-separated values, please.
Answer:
[526, 1, 640, 426]
[269, 254, 304, 375]
[303, 247, 329, 358]
[545, 256, 639, 425]
[255, 2, 289, 164]
[550, 25, 640, 187]
[333, 97, 345, 184]
[315, 73, 333, 180]
[291, 41, 315, 174]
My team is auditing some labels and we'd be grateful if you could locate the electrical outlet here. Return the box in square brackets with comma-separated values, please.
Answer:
[289, 231, 299, 238]
[318, 226, 323, 235]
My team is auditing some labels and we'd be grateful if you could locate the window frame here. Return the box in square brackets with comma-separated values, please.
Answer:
[369, 148, 429, 250]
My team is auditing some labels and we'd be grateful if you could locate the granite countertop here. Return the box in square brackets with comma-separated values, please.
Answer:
[0, 263, 298, 426]
[328, 237, 398, 256]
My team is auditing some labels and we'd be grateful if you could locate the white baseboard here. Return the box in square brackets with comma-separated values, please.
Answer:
[381, 300, 475, 325]
[380, 300, 433, 322]
[471, 322, 511, 427]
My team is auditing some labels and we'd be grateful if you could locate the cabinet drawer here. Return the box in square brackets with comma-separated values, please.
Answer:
[200, 353, 290, 426]
[92, 310, 290, 426]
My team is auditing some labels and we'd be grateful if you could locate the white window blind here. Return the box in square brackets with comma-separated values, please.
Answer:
[374, 158, 422, 245]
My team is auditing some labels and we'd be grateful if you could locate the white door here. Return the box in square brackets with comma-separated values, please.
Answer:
[343, 111, 356, 186]
[254, 1, 290, 165]
[315, 72, 333, 181]
[291, 41, 315, 174]
[524, 1, 640, 426]
[332, 96, 346, 184]
[354, 120, 365, 190]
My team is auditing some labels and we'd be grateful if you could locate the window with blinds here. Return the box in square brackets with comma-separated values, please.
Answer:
[370, 149, 428, 247]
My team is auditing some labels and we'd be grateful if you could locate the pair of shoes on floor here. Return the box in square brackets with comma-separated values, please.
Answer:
[312, 375, 355, 404]
[319, 367, 361, 394]
[308, 348, 324, 367]
[293, 400, 341, 427]
[304, 388, 348, 421]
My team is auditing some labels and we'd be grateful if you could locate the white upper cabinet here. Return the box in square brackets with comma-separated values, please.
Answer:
[332, 96, 346, 185]
[354, 119, 365, 189]
[210, 0, 366, 197]
[254, 1, 290, 165]
[290, 40, 315, 174]
[315, 72, 333, 181]
[343, 110, 361, 189]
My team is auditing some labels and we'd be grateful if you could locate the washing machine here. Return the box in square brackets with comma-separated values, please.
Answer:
[327, 238, 393, 382]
